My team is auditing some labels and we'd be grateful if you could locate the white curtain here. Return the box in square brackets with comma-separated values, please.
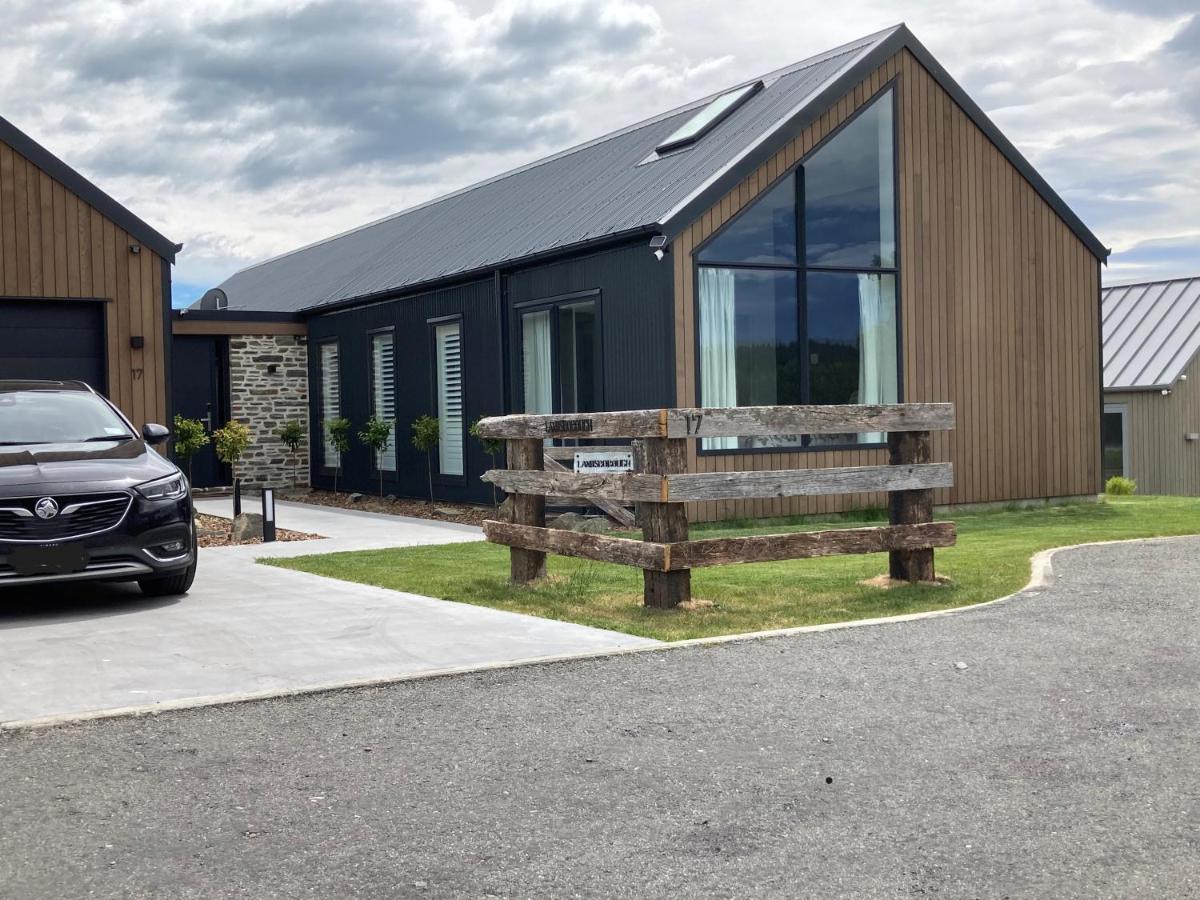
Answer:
[699, 267, 738, 450]
[857, 274, 898, 443]
[522, 310, 553, 414]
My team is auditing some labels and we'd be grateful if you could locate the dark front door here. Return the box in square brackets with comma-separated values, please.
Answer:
[0, 298, 106, 388]
[172, 334, 231, 488]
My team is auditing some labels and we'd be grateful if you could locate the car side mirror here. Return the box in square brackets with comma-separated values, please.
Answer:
[142, 423, 171, 445]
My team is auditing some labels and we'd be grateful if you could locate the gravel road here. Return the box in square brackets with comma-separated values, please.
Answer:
[2, 537, 1198, 899]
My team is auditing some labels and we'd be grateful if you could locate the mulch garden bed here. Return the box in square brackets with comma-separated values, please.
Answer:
[275, 488, 496, 527]
[195, 513, 323, 548]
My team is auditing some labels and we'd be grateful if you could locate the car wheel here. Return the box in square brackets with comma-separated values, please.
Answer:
[138, 534, 198, 597]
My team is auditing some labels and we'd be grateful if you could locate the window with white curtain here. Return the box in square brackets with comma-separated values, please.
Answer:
[435, 321, 464, 476]
[370, 331, 396, 472]
[696, 87, 899, 450]
[318, 341, 340, 467]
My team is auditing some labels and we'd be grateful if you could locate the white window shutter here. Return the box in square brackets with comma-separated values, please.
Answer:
[435, 323, 464, 476]
[370, 333, 397, 471]
[319, 343, 340, 467]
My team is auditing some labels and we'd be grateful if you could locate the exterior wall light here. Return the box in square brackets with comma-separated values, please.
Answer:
[649, 235, 669, 261]
[129, 243, 141, 255]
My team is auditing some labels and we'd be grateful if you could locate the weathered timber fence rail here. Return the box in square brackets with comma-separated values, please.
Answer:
[476, 404, 956, 608]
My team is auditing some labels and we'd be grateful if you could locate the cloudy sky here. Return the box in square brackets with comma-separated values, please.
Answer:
[2, 0, 1197, 306]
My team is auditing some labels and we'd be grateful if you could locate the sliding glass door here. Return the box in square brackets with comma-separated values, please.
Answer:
[520, 298, 600, 417]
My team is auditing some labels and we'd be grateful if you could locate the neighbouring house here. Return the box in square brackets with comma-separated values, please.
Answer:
[0, 114, 179, 427]
[1101, 276, 1200, 495]
[183, 23, 1107, 519]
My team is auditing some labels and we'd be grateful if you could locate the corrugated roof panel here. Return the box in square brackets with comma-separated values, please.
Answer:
[202, 31, 892, 313]
[203, 23, 1107, 315]
[1102, 276, 1200, 390]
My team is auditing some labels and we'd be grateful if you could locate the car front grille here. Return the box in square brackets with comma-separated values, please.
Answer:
[0, 492, 133, 542]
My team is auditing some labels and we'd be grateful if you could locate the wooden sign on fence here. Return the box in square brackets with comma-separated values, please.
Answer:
[476, 404, 956, 608]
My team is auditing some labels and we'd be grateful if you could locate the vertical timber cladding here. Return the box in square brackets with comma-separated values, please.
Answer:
[0, 140, 168, 425]
[673, 49, 1102, 522]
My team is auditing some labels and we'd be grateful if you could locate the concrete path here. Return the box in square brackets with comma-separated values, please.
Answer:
[2, 536, 1197, 898]
[0, 499, 657, 725]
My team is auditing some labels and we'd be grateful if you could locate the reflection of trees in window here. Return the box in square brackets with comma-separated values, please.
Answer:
[696, 87, 899, 449]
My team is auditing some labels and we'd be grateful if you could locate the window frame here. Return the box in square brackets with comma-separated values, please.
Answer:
[514, 288, 605, 417]
[315, 337, 342, 474]
[690, 78, 905, 456]
[428, 313, 467, 485]
[1102, 402, 1130, 481]
[366, 325, 397, 476]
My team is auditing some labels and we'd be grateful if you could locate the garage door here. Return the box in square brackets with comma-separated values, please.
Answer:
[0, 299, 106, 388]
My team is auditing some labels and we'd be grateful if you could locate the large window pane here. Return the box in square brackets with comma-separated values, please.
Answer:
[318, 341, 340, 468]
[697, 172, 797, 265]
[370, 332, 396, 472]
[807, 271, 898, 444]
[699, 267, 800, 449]
[522, 309, 553, 414]
[435, 322, 463, 476]
[804, 90, 895, 268]
[558, 301, 597, 414]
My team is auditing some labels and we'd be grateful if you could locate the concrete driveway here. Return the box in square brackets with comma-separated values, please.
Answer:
[1, 536, 1197, 898]
[0, 498, 656, 725]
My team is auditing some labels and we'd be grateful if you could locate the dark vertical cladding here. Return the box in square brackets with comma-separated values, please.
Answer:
[505, 239, 675, 413]
[305, 278, 499, 503]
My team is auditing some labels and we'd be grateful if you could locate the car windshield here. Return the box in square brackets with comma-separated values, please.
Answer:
[0, 390, 134, 445]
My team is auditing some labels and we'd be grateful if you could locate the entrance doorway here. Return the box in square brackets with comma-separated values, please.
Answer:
[172, 335, 232, 488]
[1102, 403, 1128, 483]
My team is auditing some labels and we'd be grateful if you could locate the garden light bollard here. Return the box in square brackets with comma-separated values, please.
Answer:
[262, 487, 276, 543]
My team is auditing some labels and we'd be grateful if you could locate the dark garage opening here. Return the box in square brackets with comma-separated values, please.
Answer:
[0, 298, 106, 388]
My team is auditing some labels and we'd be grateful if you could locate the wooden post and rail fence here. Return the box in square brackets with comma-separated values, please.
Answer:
[475, 403, 956, 608]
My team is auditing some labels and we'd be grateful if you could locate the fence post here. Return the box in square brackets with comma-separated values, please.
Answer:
[638, 437, 690, 608]
[888, 430, 935, 582]
[508, 438, 546, 583]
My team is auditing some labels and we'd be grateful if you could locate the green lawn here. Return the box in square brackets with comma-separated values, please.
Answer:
[264, 496, 1200, 642]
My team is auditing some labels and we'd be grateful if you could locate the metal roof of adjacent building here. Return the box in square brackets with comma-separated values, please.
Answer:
[201, 23, 1108, 316]
[1103, 276, 1200, 390]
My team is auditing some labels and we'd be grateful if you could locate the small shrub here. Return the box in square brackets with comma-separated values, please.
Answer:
[411, 415, 440, 501]
[324, 417, 352, 494]
[172, 415, 209, 485]
[1105, 475, 1136, 496]
[212, 420, 252, 479]
[470, 416, 504, 508]
[359, 415, 395, 497]
[276, 420, 305, 487]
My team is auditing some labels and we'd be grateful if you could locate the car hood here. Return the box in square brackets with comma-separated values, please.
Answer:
[0, 439, 179, 495]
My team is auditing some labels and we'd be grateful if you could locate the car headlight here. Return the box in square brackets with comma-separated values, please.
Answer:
[135, 473, 187, 501]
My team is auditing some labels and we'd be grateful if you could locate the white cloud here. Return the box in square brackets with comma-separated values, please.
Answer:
[1, 0, 1196, 296]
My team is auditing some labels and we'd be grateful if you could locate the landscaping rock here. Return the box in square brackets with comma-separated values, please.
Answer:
[232, 512, 264, 542]
[497, 496, 514, 522]
[385, 495, 397, 502]
[435, 506, 465, 516]
[551, 512, 611, 534]
[348, 493, 364, 503]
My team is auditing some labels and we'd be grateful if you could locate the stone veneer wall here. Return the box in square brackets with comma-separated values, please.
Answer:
[228, 334, 309, 488]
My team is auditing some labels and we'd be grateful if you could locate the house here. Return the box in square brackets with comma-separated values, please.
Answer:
[183, 23, 1107, 519]
[1101, 276, 1200, 495]
[0, 114, 179, 427]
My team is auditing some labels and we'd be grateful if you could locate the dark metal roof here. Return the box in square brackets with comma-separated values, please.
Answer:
[207, 23, 1108, 315]
[1102, 276, 1200, 391]
[0, 115, 180, 264]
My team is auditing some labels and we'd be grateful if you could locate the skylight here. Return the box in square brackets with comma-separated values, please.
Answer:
[655, 81, 764, 154]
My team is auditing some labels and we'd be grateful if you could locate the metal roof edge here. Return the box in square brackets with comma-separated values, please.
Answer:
[658, 24, 1111, 263]
[0, 114, 180, 264]
[299, 227, 658, 317]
